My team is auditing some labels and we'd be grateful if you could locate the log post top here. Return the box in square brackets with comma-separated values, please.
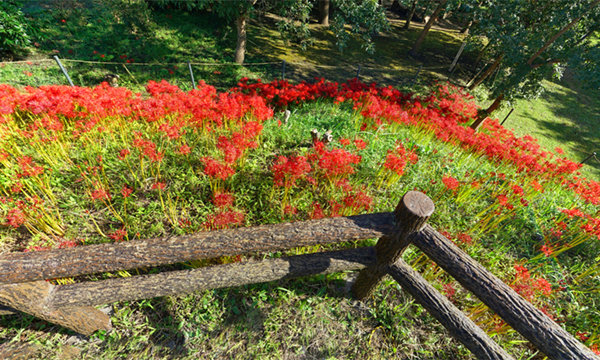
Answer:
[394, 191, 435, 233]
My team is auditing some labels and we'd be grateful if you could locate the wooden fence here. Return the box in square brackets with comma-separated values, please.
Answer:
[0, 191, 597, 359]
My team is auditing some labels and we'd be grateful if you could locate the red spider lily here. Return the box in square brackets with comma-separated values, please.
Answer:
[151, 182, 166, 191]
[178, 144, 191, 155]
[118, 148, 131, 160]
[561, 208, 585, 218]
[511, 264, 554, 302]
[442, 176, 460, 191]
[16, 156, 44, 178]
[91, 187, 111, 201]
[201, 157, 235, 180]
[342, 191, 372, 213]
[108, 228, 127, 241]
[10, 182, 23, 194]
[121, 186, 133, 198]
[336, 179, 353, 192]
[577, 331, 590, 342]
[203, 210, 245, 230]
[512, 185, 524, 197]
[442, 282, 456, 302]
[217, 132, 257, 164]
[24, 245, 51, 252]
[383, 142, 418, 177]
[354, 139, 367, 150]
[58, 240, 78, 248]
[283, 205, 298, 216]
[310, 142, 361, 180]
[328, 200, 343, 217]
[212, 191, 234, 208]
[456, 233, 473, 245]
[540, 243, 553, 257]
[4, 208, 26, 228]
[272, 155, 311, 188]
[309, 202, 325, 220]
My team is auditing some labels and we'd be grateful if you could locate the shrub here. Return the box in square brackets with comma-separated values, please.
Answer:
[0, 1, 30, 56]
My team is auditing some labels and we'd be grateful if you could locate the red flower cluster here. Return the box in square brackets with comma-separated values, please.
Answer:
[272, 155, 311, 188]
[212, 191, 235, 208]
[383, 142, 418, 177]
[203, 210, 245, 231]
[512, 264, 554, 303]
[201, 157, 235, 180]
[310, 141, 361, 180]
[442, 176, 460, 191]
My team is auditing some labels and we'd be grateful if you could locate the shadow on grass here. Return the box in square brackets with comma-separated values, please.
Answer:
[526, 73, 600, 180]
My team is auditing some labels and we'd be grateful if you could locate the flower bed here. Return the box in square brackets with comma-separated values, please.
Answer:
[0, 78, 598, 355]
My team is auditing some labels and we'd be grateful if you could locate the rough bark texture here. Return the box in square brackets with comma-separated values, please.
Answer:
[387, 260, 514, 360]
[409, 0, 448, 56]
[352, 191, 434, 300]
[0, 304, 17, 315]
[318, 0, 329, 26]
[50, 247, 376, 308]
[234, 14, 247, 65]
[0, 342, 39, 360]
[0, 281, 111, 335]
[413, 225, 600, 360]
[0, 212, 394, 284]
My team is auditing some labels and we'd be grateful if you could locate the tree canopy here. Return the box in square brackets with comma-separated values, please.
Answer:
[467, 0, 600, 100]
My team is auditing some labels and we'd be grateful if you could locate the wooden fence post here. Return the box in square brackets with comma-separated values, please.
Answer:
[352, 191, 434, 300]
[413, 225, 600, 360]
[387, 259, 514, 360]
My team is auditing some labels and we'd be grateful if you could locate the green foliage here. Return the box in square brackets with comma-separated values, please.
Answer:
[468, 0, 600, 100]
[275, 0, 314, 50]
[0, 0, 30, 54]
[330, 0, 390, 53]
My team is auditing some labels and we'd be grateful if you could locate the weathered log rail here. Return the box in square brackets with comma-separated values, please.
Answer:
[0, 191, 597, 360]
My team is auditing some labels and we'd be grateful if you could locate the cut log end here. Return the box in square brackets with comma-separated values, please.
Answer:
[394, 191, 434, 234]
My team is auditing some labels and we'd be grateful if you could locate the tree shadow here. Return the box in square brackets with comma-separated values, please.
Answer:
[520, 72, 600, 180]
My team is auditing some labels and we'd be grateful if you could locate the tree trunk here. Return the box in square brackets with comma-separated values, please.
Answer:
[234, 14, 248, 65]
[527, 0, 600, 67]
[404, 0, 418, 30]
[474, 42, 490, 66]
[409, 0, 448, 56]
[460, 20, 472, 34]
[318, 0, 329, 26]
[468, 54, 502, 90]
[470, 93, 504, 131]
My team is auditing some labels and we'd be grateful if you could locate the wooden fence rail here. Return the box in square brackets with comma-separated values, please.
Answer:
[0, 191, 597, 360]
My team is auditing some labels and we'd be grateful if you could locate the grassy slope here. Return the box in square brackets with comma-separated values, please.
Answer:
[494, 74, 600, 181]
[1, 3, 599, 359]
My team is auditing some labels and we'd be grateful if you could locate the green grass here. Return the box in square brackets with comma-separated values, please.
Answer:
[1, 94, 598, 358]
[492, 73, 600, 181]
[1, 3, 600, 359]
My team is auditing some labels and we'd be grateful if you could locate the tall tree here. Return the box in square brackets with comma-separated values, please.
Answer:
[404, 0, 418, 30]
[409, 0, 449, 57]
[466, 0, 600, 130]
[156, 0, 390, 63]
[318, 0, 330, 25]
